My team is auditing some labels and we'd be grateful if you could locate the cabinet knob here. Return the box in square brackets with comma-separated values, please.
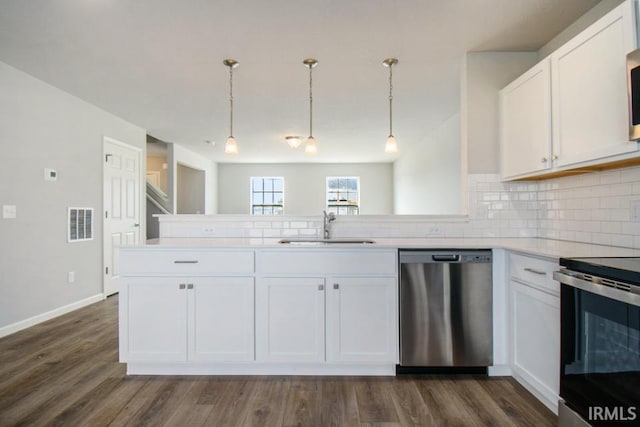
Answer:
[179, 284, 186, 289]
[318, 284, 324, 291]
[541, 157, 548, 163]
[187, 284, 194, 289]
[552, 154, 559, 161]
[333, 283, 339, 290]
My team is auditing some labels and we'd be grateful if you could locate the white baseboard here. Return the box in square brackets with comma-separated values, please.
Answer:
[488, 364, 512, 376]
[126, 362, 397, 376]
[511, 370, 559, 415]
[0, 293, 105, 339]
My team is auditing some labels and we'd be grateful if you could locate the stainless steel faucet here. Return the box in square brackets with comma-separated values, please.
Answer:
[323, 210, 336, 239]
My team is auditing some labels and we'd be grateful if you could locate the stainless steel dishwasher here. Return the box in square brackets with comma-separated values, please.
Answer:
[399, 250, 493, 367]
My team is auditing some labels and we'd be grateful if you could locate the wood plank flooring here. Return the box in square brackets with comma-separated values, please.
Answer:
[0, 296, 556, 426]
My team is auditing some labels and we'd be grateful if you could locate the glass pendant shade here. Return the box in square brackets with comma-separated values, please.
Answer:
[385, 135, 398, 153]
[304, 136, 318, 154]
[224, 136, 238, 155]
[286, 136, 302, 148]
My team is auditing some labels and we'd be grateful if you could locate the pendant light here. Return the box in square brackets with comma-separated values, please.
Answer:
[383, 58, 399, 153]
[303, 58, 319, 155]
[223, 59, 239, 155]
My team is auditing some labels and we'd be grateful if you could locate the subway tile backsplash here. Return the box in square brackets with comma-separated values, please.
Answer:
[159, 166, 640, 249]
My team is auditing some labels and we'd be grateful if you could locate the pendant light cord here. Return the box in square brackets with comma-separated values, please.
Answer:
[309, 65, 313, 138]
[388, 65, 393, 136]
[229, 65, 234, 138]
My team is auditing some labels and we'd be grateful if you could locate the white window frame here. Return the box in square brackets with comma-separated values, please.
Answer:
[325, 176, 360, 215]
[250, 176, 285, 215]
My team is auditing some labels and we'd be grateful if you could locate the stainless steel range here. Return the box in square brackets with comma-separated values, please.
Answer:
[554, 258, 640, 427]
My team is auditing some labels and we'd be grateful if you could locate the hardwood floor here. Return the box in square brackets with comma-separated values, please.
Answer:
[0, 296, 556, 426]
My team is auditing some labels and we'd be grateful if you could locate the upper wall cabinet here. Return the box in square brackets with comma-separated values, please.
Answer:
[500, 60, 552, 179]
[500, 0, 638, 180]
[551, 0, 636, 168]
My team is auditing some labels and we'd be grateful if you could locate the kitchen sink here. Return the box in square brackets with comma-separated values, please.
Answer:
[278, 238, 376, 245]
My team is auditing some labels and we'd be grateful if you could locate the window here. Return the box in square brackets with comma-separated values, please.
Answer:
[251, 177, 284, 215]
[326, 176, 360, 215]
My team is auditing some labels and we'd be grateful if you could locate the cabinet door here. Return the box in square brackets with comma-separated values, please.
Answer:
[256, 277, 325, 362]
[500, 59, 552, 179]
[511, 280, 560, 406]
[188, 277, 254, 362]
[125, 278, 188, 362]
[551, 0, 637, 167]
[326, 277, 398, 363]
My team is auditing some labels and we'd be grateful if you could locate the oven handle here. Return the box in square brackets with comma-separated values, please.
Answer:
[553, 271, 640, 307]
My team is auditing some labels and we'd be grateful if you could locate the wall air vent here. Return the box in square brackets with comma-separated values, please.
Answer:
[68, 207, 93, 243]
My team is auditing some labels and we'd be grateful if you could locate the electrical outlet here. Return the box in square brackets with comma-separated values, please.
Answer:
[68, 272, 75, 283]
[631, 200, 640, 221]
[426, 225, 443, 236]
[202, 227, 215, 235]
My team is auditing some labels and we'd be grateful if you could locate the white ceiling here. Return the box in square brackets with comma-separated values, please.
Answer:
[0, 0, 599, 163]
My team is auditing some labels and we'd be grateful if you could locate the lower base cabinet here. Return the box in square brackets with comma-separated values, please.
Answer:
[122, 276, 254, 363]
[510, 279, 560, 410]
[256, 276, 398, 364]
[326, 277, 397, 363]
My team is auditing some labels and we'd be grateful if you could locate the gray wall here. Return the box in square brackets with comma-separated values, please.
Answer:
[537, 0, 625, 60]
[0, 60, 146, 331]
[393, 113, 462, 214]
[177, 163, 206, 214]
[217, 163, 394, 215]
[464, 52, 539, 174]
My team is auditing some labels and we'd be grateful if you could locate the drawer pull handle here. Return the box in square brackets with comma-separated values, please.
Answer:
[318, 284, 324, 291]
[187, 284, 194, 290]
[333, 283, 339, 290]
[179, 284, 186, 289]
[524, 267, 546, 275]
[174, 260, 199, 264]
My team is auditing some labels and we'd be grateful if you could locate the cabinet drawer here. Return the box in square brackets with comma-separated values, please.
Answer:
[257, 250, 397, 275]
[121, 250, 255, 275]
[509, 253, 559, 294]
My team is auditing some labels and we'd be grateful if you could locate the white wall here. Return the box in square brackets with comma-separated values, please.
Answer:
[463, 52, 539, 174]
[393, 113, 462, 214]
[168, 143, 217, 214]
[217, 163, 394, 215]
[0, 60, 146, 333]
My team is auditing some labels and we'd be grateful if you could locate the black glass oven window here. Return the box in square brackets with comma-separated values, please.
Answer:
[561, 285, 640, 425]
[631, 66, 640, 126]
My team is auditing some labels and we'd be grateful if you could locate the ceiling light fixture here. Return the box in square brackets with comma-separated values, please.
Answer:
[303, 58, 319, 155]
[383, 58, 399, 154]
[223, 59, 239, 155]
[285, 135, 302, 148]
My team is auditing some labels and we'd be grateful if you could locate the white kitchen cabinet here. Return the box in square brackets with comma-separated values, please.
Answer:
[500, 59, 552, 179]
[189, 277, 254, 362]
[122, 276, 255, 363]
[508, 253, 560, 413]
[326, 277, 397, 363]
[499, 0, 638, 180]
[255, 277, 325, 363]
[124, 277, 188, 362]
[551, 0, 637, 168]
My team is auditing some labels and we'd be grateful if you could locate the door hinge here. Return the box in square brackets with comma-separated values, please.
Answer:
[105, 267, 109, 275]
[105, 154, 112, 163]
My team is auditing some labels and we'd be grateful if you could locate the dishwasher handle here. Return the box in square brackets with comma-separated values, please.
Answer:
[431, 254, 460, 262]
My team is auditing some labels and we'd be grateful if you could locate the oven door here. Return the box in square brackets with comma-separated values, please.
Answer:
[558, 272, 640, 425]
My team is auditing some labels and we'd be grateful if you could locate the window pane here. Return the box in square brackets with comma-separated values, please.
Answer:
[273, 179, 283, 192]
[264, 179, 273, 192]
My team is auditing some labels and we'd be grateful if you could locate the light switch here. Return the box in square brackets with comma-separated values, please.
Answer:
[2, 205, 17, 219]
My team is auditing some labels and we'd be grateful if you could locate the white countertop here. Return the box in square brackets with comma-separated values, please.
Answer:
[127, 237, 640, 260]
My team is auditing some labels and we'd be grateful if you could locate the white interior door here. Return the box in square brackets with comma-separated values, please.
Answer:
[103, 137, 142, 296]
